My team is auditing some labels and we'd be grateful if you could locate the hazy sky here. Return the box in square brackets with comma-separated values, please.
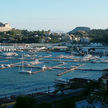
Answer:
[0, 0, 108, 32]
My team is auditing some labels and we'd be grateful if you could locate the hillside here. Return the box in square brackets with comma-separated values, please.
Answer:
[68, 27, 90, 34]
[68, 28, 108, 44]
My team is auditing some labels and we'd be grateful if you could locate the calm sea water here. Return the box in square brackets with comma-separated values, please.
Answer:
[0, 51, 107, 98]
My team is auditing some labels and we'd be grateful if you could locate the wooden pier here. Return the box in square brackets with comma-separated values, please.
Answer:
[0, 61, 24, 70]
[57, 64, 84, 76]
[77, 69, 103, 71]
[31, 62, 67, 74]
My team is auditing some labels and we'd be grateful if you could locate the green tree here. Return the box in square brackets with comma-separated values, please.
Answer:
[13, 96, 38, 108]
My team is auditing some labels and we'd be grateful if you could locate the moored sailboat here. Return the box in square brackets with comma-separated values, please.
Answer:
[19, 54, 32, 74]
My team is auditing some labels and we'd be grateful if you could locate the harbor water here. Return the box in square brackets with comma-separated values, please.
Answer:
[0, 51, 107, 98]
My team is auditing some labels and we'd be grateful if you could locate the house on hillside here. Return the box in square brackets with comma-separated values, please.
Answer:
[0, 22, 12, 32]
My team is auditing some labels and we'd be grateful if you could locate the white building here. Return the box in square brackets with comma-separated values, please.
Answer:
[61, 34, 72, 41]
[0, 22, 12, 32]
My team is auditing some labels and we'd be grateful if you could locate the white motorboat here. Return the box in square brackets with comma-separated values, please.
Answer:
[42, 65, 47, 71]
[0, 64, 5, 68]
[19, 70, 32, 74]
[81, 54, 92, 62]
[4, 64, 11, 67]
[30, 59, 41, 65]
[3, 52, 18, 56]
[24, 54, 31, 57]
[57, 54, 65, 58]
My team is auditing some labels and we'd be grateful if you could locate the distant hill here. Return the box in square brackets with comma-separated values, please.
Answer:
[68, 27, 90, 34]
